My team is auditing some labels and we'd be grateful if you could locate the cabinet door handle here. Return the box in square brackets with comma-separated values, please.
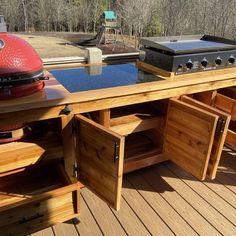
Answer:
[114, 142, 120, 163]
[19, 213, 44, 224]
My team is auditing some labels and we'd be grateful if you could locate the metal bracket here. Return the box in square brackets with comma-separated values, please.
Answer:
[114, 142, 120, 163]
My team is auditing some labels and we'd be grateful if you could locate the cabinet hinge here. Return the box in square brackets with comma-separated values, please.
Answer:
[216, 118, 226, 136]
[114, 142, 120, 163]
[73, 163, 79, 178]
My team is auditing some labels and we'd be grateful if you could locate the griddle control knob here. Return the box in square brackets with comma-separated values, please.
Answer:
[228, 56, 235, 64]
[186, 60, 193, 69]
[215, 57, 222, 66]
[201, 58, 208, 68]
[177, 64, 183, 70]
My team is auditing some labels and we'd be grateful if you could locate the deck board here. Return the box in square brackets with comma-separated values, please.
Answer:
[81, 188, 127, 236]
[73, 195, 103, 236]
[33, 148, 236, 236]
[126, 172, 198, 236]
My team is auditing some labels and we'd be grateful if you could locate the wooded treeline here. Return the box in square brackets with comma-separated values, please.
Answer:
[1, 0, 236, 39]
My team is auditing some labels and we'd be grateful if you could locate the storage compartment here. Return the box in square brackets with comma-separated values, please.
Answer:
[0, 161, 80, 236]
[124, 131, 165, 173]
[0, 119, 63, 173]
[79, 101, 167, 172]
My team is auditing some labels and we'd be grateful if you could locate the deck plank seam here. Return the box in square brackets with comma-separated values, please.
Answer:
[121, 185, 153, 235]
[125, 175, 176, 235]
[80, 193, 105, 236]
[138, 171, 200, 235]
[202, 181, 236, 210]
[151, 165, 224, 235]
[165, 163, 236, 227]
[72, 219, 81, 236]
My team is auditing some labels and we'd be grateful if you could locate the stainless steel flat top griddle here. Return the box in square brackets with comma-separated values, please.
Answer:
[140, 35, 236, 74]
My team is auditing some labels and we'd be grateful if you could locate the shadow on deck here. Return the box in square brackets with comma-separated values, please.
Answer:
[32, 147, 236, 236]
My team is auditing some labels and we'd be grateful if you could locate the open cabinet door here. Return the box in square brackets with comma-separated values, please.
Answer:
[75, 114, 124, 211]
[164, 99, 218, 181]
[181, 96, 231, 179]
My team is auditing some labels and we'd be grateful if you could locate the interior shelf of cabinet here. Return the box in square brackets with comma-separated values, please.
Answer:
[110, 113, 165, 136]
[0, 127, 63, 173]
[123, 131, 167, 173]
[0, 162, 68, 207]
[99, 101, 167, 136]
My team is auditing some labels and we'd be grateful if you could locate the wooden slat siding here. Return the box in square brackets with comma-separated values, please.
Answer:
[111, 196, 151, 236]
[166, 162, 236, 225]
[73, 195, 103, 236]
[141, 167, 220, 235]
[155, 164, 236, 235]
[126, 173, 198, 236]
[53, 221, 78, 236]
[31, 227, 54, 236]
[165, 99, 218, 180]
[122, 179, 174, 235]
[81, 188, 127, 236]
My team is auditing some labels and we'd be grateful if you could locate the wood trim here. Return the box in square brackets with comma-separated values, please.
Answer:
[61, 115, 77, 183]
[225, 129, 236, 148]
[99, 109, 111, 128]
[214, 93, 236, 120]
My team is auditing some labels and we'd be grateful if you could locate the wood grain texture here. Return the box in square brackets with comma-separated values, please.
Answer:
[214, 93, 236, 120]
[181, 95, 231, 179]
[76, 114, 124, 210]
[61, 115, 77, 183]
[164, 99, 218, 180]
[226, 129, 236, 147]
[110, 114, 165, 135]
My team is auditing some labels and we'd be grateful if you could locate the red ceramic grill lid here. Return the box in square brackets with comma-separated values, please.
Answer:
[0, 32, 45, 99]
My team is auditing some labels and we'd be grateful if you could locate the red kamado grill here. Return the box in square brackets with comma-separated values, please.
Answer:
[0, 31, 47, 143]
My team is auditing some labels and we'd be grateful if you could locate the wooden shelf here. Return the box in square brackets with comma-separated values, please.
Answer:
[123, 132, 166, 173]
[110, 114, 165, 135]
[0, 133, 63, 173]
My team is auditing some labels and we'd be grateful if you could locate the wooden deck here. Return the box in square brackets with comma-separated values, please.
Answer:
[32, 147, 236, 236]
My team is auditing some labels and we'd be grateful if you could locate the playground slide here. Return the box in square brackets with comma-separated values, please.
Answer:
[78, 26, 105, 46]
